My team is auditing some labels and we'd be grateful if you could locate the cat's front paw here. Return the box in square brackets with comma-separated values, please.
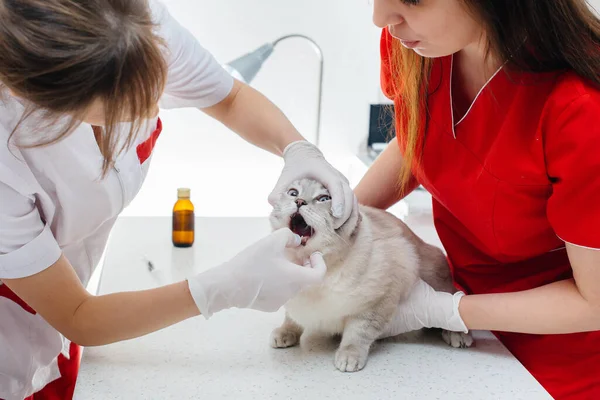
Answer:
[334, 344, 369, 372]
[270, 327, 301, 348]
[441, 330, 474, 349]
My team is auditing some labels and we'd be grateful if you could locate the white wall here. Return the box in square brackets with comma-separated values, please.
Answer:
[128, 0, 600, 219]
[161, 0, 387, 149]
[123, 0, 388, 217]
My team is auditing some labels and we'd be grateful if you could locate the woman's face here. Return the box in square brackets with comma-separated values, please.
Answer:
[373, 0, 483, 58]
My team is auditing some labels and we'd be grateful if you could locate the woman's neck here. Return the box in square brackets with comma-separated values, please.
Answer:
[451, 36, 503, 120]
[459, 34, 502, 87]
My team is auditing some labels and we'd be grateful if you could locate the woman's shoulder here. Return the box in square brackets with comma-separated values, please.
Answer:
[540, 69, 600, 159]
[546, 70, 600, 112]
[146, 0, 169, 23]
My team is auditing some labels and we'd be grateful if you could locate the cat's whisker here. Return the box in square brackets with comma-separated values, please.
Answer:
[337, 235, 352, 248]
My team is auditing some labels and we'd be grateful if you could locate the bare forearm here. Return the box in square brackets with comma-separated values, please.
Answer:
[73, 281, 199, 346]
[460, 278, 600, 334]
[204, 79, 304, 155]
[3, 256, 202, 347]
[355, 138, 418, 208]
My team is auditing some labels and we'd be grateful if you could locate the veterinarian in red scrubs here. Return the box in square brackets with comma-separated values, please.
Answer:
[0, 1, 353, 399]
[357, 1, 600, 399]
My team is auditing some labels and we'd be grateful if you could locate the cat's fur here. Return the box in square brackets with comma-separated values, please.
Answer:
[268, 179, 473, 372]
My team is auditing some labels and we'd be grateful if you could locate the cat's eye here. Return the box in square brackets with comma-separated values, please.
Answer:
[287, 189, 299, 197]
[316, 195, 331, 202]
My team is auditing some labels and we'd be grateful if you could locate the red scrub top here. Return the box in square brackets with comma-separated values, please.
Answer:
[380, 28, 600, 399]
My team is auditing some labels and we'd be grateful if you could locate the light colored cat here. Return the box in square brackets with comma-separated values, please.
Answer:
[268, 179, 473, 372]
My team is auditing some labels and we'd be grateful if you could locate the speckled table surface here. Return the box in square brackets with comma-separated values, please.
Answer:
[74, 217, 552, 400]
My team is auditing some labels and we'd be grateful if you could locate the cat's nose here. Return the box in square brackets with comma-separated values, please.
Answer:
[295, 199, 307, 208]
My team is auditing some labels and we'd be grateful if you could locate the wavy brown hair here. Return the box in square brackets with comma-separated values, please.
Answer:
[390, 0, 600, 190]
[0, 0, 168, 176]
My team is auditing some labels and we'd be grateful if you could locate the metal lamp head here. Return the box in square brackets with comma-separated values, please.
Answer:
[222, 35, 323, 147]
[223, 43, 275, 84]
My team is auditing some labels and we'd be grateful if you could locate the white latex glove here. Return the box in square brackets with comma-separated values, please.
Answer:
[379, 279, 469, 338]
[187, 228, 327, 319]
[269, 140, 356, 229]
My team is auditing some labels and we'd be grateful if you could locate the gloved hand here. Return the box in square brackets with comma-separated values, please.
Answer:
[187, 228, 327, 319]
[379, 279, 469, 338]
[269, 140, 356, 229]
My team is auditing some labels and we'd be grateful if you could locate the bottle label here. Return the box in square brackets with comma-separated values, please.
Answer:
[173, 210, 195, 232]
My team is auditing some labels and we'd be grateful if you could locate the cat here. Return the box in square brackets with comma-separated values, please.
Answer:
[268, 178, 473, 373]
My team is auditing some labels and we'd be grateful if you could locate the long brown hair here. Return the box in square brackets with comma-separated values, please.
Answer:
[390, 0, 600, 190]
[0, 0, 168, 176]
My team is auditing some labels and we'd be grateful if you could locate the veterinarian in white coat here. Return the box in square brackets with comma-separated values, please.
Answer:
[0, 1, 354, 399]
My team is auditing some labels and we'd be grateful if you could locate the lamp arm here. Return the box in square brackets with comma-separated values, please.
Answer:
[272, 34, 323, 147]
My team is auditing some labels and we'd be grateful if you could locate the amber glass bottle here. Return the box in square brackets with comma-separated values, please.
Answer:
[172, 188, 194, 247]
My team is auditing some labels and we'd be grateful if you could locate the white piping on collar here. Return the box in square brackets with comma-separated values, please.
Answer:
[557, 235, 600, 251]
[449, 54, 506, 138]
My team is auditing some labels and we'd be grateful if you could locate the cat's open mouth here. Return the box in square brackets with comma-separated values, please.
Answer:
[290, 212, 314, 246]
